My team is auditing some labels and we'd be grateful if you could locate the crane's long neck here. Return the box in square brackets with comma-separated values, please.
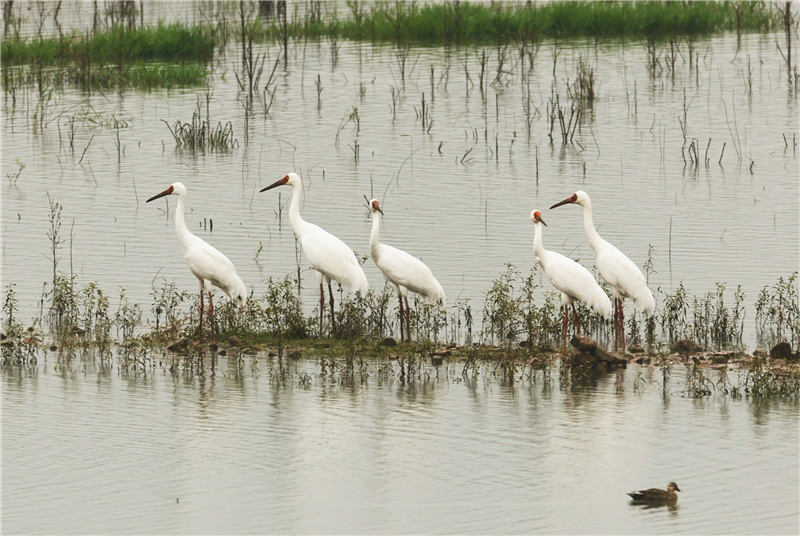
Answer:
[369, 212, 382, 260]
[174, 193, 194, 254]
[288, 181, 309, 237]
[580, 198, 604, 255]
[533, 221, 546, 259]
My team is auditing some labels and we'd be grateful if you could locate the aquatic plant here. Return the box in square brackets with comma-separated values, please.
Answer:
[410, 298, 447, 345]
[1, 22, 213, 90]
[162, 95, 238, 153]
[449, 297, 474, 346]
[150, 279, 190, 339]
[1, 287, 41, 367]
[335, 294, 368, 362]
[115, 288, 142, 343]
[6, 158, 25, 185]
[261, 1, 781, 44]
[81, 282, 112, 353]
[1, 23, 215, 65]
[482, 264, 524, 345]
[743, 355, 800, 399]
[260, 275, 307, 357]
[755, 273, 800, 348]
[362, 284, 394, 339]
[660, 282, 689, 344]
[683, 361, 714, 398]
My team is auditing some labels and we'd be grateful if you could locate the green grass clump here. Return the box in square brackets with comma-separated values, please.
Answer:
[2, 23, 215, 65]
[2, 23, 213, 89]
[266, 1, 780, 44]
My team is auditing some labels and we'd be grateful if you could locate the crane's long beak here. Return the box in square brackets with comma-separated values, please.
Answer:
[539, 216, 547, 227]
[550, 196, 573, 209]
[260, 176, 288, 192]
[146, 185, 174, 203]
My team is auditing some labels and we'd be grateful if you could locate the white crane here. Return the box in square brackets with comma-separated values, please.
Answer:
[368, 199, 445, 342]
[531, 210, 612, 354]
[260, 173, 368, 336]
[550, 190, 655, 353]
[146, 182, 247, 343]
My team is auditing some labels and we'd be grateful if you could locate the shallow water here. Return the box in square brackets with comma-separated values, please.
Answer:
[3, 355, 798, 534]
[2, 14, 799, 349]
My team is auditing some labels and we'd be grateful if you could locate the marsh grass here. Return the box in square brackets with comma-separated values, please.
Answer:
[755, 272, 800, 348]
[2, 23, 214, 65]
[481, 264, 569, 350]
[262, 1, 781, 44]
[744, 355, 800, 398]
[4, 251, 799, 399]
[2, 23, 212, 90]
[1, 287, 40, 367]
[162, 96, 238, 153]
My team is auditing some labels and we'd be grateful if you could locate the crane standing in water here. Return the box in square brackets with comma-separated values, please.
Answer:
[367, 198, 445, 342]
[146, 182, 247, 343]
[531, 210, 612, 354]
[260, 173, 368, 336]
[550, 191, 655, 353]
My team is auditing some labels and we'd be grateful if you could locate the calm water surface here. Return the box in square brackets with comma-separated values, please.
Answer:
[3, 356, 799, 534]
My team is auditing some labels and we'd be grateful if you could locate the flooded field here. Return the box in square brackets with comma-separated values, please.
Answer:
[2, 2, 799, 534]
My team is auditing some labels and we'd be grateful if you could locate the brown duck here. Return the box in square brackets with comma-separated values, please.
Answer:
[627, 482, 681, 501]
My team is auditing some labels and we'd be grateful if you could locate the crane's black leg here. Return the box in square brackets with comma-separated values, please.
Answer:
[572, 303, 581, 335]
[398, 293, 405, 342]
[620, 302, 626, 353]
[198, 287, 205, 340]
[614, 298, 620, 351]
[319, 282, 325, 337]
[328, 280, 336, 336]
[562, 304, 568, 354]
[404, 296, 411, 342]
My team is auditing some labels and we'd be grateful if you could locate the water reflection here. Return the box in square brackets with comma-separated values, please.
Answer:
[2, 353, 799, 534]
[629, 500, 680, 515]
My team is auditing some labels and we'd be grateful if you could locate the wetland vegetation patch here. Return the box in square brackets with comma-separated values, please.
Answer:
[263, 1, 783, 44]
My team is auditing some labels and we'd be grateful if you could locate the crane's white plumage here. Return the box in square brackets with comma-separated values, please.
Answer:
[146, 182, 246, 341]
[368, 199, 444, 342]
[261, 172, 368, 334]
[369, 199, 445, 305]
[532, 210, 612, 319]
[550, 190, 655, 351]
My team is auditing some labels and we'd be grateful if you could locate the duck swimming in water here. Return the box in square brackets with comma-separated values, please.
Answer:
[627, 482, 682, 502]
